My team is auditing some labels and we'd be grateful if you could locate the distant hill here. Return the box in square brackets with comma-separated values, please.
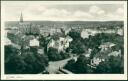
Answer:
[5, 21, 124, 29]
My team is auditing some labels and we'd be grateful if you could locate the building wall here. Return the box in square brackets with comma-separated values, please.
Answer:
[47, 36, 72, 52]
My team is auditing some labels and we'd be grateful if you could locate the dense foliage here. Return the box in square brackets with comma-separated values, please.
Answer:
[69, 40, 87, 54]
[64, 55, 92, 74]
[68, 29, 87, 54]
[68, 29, 81, 40]
[84, 33, 124, 59]
[64, 32, 124, 74]
[47, 47, 70, 61]
[5, 45, 49, 74]
[94, 56, 123, 73]
[64, 54, 123, 74]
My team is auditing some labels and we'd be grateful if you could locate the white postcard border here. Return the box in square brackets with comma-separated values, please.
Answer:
[1, 1, 127, 80]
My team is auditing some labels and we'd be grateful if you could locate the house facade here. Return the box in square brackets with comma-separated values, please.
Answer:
[47, 36, 73, 52]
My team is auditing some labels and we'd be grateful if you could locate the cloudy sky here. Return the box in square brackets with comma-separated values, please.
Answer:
[2, 1, 125, 21]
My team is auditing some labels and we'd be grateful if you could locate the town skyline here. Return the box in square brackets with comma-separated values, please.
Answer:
[1, 1, 127, 80]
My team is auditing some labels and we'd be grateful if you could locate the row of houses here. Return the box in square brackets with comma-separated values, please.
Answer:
[69, 41, 122, 67]
[81, 28, 123, 38]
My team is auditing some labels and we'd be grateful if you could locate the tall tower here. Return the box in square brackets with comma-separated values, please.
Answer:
[20, 12, 23, 23]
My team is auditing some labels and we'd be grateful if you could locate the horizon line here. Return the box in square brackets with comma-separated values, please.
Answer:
[5, 20, 124, 22]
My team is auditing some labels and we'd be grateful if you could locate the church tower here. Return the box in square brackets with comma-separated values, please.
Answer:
[20, 12, 23, 23]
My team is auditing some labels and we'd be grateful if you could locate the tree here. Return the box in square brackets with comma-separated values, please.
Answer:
[5, 45, 19, 61]
[95, 56, 123, 73]
[5, 45, 49, 74]
[60, 51, 70, 59]
[94, 61, 111, 73]
[47, 47, 70, 61]
[69, 40, 87, 54]
[47, 47, 62, 61]
[68, 29, 81, 40]
[5, 45, 23, 74]
[5, 55, 27, 74]
[75, 55, 90, 73]
[24, 52, 48, 74]
[108, 56, 123, 73]
[90, 46, 101, 59]
[64, 59, 76, 72]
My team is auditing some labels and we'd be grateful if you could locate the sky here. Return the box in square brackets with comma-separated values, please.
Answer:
[2, 1, 125, 21]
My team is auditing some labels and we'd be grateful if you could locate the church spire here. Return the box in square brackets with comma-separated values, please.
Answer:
[20, 12, 23, 23]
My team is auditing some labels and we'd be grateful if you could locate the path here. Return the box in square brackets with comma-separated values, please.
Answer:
[46, 55, 77, 74]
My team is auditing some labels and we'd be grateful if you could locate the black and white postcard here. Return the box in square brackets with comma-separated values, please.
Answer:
[1, 1, 127, 80]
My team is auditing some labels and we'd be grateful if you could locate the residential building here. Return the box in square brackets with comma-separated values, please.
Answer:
[29, 38, 39, 47]
[91, 57, 105, 66]
[99, 42, 115, 51]
[108, 50, 121, 57]
[47, 36, 73, 52]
